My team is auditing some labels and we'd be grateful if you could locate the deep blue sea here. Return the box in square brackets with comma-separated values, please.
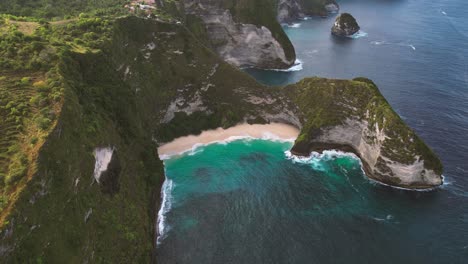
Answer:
[157, 0, 468, 263]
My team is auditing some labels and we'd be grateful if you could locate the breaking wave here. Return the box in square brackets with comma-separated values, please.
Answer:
[349, 30, 368, 39]
[271, 59, 303, 72]
[157, 177, 175, 245]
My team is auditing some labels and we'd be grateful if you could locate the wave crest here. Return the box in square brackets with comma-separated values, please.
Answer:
[157, 178, 175, 245]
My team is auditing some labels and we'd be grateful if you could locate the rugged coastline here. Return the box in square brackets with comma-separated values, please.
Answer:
[0, 1, 444, 262]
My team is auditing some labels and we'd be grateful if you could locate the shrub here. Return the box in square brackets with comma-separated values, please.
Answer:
[36, 116, 51, 130]
[30, 136, 38, 145]
[5, 153, 28, 185]
[33, 80, 50, 92]
[20, 76, 31, 85]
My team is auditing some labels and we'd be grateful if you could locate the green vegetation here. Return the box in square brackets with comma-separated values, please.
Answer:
[0, 0, 127, 19]
[0, 14, 274, 262]
[0, 0, 443, 262]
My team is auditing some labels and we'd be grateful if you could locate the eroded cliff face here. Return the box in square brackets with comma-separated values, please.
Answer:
[287, 78, 443, 189]
[183, 0, 296, 69]
[277, 0, 339, 23]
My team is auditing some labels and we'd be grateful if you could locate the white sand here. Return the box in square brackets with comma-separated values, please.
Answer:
[157, 123, 300, 158]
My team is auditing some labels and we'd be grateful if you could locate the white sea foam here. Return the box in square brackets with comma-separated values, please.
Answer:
[285, 150, 361, 172]
[285, 149, 361, 163]
[371, 40, 386, 45]
[284, 23, 301, 28]
[243, 59, 303, 72]
[349, 31, 368, 39]
[441, 10, 447, 15]
[160, 135, 296, 160]
[272, 59, 303, 72]
[157, 177, 174, 245]
[371, 40, 416, 51]
[372, 214, 394, 222]
[286, 150, 444, 192]
[158, 123, 299, 159]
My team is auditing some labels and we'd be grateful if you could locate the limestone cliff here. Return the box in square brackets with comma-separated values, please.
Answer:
[277, 0, 339, 23]
[287, 78, 443, 189]
[182, 0, 296, 69]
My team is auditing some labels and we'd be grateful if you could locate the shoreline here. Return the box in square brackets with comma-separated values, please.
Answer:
[157, 123, 300, 159]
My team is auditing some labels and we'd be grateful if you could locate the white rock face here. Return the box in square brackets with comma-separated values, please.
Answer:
[93, 147, 114, 183]
[277, 0, 305, 23]
[325, 3, 339, 13]
[277, 0, 340, 23]
[315, 119, 442, 188]
[183, 1, 294, 69]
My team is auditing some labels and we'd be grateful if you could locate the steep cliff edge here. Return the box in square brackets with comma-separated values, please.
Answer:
[287, 78, 443, 189]
[182, 0, 296, 69]
[277, 0, 339, 23]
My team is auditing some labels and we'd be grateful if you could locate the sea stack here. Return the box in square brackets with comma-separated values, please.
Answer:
[331, 13, 360, 37]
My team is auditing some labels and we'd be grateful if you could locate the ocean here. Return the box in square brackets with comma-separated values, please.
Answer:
[157, 0, 468, 262]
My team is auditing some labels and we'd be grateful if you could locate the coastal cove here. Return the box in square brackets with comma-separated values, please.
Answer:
[156, 0, 468, 263]
[157, 130, 466, 263]
[0, 0, 466, 262]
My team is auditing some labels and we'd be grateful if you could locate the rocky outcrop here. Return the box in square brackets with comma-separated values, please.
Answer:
[277, 0, 339, 23]
[331, 13, 360, 37]
[287, 78, 443, 189]
[183, 0, 296, 69]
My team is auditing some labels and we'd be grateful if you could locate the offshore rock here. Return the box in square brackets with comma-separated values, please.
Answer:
[331, 13, 360, 37]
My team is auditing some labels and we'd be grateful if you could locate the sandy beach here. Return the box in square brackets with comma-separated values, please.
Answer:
[157, 123, 300, 158]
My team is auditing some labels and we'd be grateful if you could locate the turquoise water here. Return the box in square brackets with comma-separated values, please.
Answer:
[158, 0, 468, 262]
[157, 140, 468, 263]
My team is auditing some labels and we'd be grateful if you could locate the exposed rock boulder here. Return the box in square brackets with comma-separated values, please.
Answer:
[331, 13, 360, 37]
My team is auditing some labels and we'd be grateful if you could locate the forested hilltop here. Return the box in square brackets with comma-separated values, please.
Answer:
[0, 0, 442, 262]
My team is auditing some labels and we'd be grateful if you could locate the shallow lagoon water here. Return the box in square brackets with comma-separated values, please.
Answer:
[158, 0, 468, 262]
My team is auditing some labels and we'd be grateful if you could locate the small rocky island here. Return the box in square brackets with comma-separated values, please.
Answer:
[331, 13, 360, 37]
